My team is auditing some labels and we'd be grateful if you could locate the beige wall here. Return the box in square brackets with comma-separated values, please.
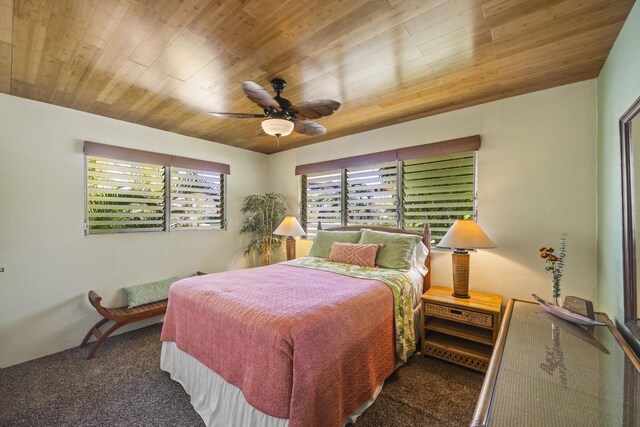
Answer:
[0, 79, 600, 367]
[269, 80, 598, 305]
[0, 93, 268, 367]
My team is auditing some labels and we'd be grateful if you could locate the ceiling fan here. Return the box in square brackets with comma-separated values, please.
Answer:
[209, 78, 341, 144]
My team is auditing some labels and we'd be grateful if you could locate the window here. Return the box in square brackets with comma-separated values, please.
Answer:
[346, 162, 398, 227]
[303, 170, 342, 238]
[86, 156, 166, 233]
[170, 166, 225, 230]
[402, 153, 476, 242]
[298, 136, 480, 245]
[84, 142, 229, 235]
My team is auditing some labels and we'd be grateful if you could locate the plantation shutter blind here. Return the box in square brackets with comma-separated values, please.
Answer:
[84, 141, 230, 235]
[296, 136, 480, 243]
[346, 162, 398, 227]
[304, 170, 342, 237]
[170, 167, 225, 230]
[402, 152, 476, 243]
[86, 156, 166, 234]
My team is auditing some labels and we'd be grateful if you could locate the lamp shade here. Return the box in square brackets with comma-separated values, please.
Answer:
[438, 219, 496, 250]
[261, 119, 294, 137]
[274, 216, 306, 237]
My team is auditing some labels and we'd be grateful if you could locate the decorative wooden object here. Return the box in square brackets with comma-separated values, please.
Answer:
[563, 295, 595, 319]
[421, 286, 502, 372]
[1, 1, 633, 153]
[80, 291, 167, 359]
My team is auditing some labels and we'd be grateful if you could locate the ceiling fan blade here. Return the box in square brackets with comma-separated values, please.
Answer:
[209, 112, 265, 118]
[242, 81, 280, 110]
[292, 99, 341, 120]
[255, 127, 267, 136]
[294, 120, 327, 136]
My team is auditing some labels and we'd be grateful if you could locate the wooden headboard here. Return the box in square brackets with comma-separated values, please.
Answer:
[317, 223, 432, 293]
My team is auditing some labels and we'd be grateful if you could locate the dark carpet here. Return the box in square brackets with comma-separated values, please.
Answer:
[0, 324, 483, 427]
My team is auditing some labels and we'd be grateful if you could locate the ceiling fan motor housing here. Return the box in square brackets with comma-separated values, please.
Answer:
[263, 107, 294, 120]
[270, 78, 287, 94]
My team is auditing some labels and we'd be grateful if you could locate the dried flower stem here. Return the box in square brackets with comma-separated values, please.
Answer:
[539, 233, 568, 303]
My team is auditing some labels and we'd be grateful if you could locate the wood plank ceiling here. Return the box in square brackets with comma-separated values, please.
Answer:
[0, 0, 634, 154]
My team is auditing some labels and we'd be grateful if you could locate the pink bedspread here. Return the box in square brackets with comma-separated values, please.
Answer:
[160, 263, 396, 427]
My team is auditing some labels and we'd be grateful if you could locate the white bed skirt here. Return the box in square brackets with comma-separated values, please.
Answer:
[160, 342, 383, 427]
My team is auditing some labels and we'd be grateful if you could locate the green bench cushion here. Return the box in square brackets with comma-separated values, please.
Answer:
[123, 277, 178, 308]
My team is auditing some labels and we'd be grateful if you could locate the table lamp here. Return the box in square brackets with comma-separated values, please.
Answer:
[437, 219, 496, 298]
[274, 216, 306, 260]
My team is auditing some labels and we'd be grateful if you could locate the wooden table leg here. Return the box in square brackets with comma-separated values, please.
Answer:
[80, 318, 109, 348]
[86, 321, 125, 359]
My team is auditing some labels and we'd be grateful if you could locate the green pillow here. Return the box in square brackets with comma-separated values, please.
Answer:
[308, 231, 362, 258]
[123, 277, 178, 308]
[358, 229, 422, 270]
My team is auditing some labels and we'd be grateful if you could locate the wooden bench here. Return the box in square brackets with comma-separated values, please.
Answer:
[80, 291, 168, 359]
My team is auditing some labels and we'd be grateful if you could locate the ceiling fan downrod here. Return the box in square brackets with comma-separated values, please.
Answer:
[270, 78, 293, 115]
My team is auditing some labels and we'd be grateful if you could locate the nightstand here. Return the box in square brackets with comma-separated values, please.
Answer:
[421, 286, 502, 372]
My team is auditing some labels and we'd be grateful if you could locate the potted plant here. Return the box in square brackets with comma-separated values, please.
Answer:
[240, 193, 288, 266]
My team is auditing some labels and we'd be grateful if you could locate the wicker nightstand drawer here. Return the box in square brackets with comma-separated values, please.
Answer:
[421, 286, 502, 373]
[425, 303, 493, 328]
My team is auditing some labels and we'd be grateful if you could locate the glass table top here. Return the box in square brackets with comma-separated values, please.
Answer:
[487, 301, 640, 427]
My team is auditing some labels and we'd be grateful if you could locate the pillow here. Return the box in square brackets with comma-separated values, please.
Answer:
[358, 229, 422, 270]
[413, 241, 430, 276]
[328, 242, 381, 267]
[123, 277, 178, 308]
[308, 230, 362, 258]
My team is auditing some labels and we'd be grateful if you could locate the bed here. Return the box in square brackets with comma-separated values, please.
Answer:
[160, 225, 431, 427]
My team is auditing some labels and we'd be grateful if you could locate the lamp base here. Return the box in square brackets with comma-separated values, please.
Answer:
[285, 237, 296, 261]
[452, 292, 471, 299]
[451, 251, 470, 299]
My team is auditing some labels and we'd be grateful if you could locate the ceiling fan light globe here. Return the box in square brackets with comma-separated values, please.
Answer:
[262, 119, 294, 137]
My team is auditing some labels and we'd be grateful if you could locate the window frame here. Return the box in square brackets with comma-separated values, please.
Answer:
[297, 137, 481, 245]
[83, 142, 229, 235]
[345, 161, 399, 228]
[400, 152, 478, 243]
[169, 165, 227, 232]
[301, 169, 343, 238]
[85, 155, 168, 234]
